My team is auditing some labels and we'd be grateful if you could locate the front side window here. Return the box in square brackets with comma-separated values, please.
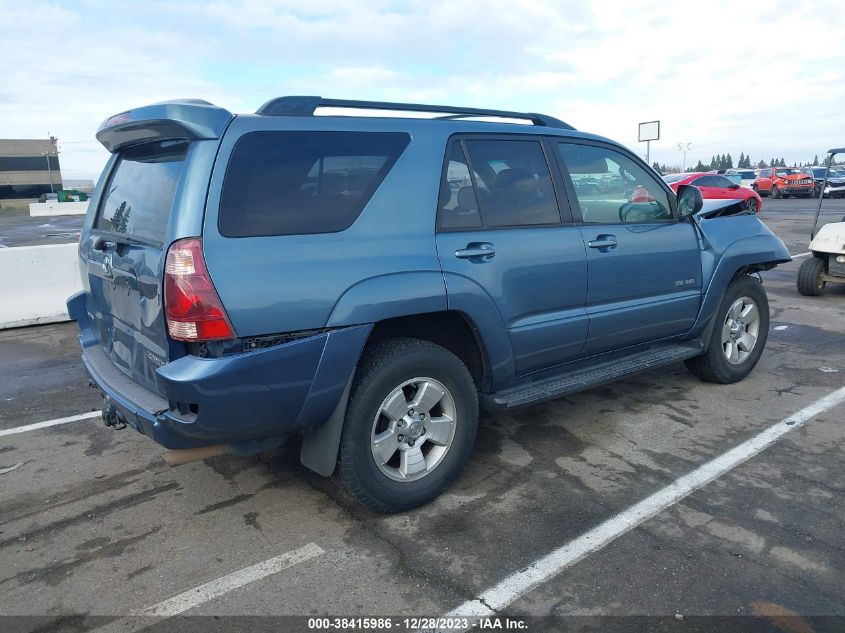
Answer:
[219, 131, 410, 237]
[463, 139, 560, 227]
[96, 140, 188, 244]
[557, 143, 672, 224]
[691, 175, 718, 187]
[713, 175, 738, 188]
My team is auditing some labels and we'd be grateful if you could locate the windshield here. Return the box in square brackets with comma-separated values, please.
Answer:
[738, 170, 755, 179]
[775, 169, 801, 177]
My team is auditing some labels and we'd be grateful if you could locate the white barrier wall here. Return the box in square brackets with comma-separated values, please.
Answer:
[29, 201, 89, 217]
[0, 244, 82, 329]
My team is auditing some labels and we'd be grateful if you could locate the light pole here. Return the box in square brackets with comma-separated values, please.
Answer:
[677, 142, 692, 171]
[41, 151, 55, 194]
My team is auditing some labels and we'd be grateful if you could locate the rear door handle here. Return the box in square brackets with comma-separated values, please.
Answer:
[455, 242, 495, 261]
[587, 235, 618, 250]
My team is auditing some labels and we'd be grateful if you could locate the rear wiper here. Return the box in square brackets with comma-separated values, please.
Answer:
[93, 234, 152, 250]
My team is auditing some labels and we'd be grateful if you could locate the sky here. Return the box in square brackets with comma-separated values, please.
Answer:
[2, 0, 844, 180]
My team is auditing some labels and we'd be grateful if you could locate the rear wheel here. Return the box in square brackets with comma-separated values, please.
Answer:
[797, 256, 827, 296]
[685, 275, 769, 384]
[771, 185, 781, 199]
[337, 338, 478, 513]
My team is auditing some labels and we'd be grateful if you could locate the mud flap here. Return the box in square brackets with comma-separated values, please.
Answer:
[299, 376, 353, 477]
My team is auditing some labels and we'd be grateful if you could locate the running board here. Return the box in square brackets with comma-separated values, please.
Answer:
[482, 341, 704, 410]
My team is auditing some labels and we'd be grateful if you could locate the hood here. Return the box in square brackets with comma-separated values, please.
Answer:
[696, 198, 753, 219]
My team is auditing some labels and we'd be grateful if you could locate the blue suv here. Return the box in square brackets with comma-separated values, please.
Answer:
[68, 96, 790, 512]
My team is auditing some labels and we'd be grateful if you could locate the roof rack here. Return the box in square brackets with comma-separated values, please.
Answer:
[255, 96, 574, 130]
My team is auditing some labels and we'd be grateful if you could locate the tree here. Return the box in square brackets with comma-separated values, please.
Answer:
[758, 159, 768, 168]
[692, 160, 708, 172]
[726, 153, 733, 169]
[738, 152, 745, 168]
[813, 154, 819, 166]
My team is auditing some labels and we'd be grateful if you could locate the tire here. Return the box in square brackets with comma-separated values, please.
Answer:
[797, 256, 827, 296]
[336, 338, 478, 513]
[685, 275, 769, 384]
[746, 197, 758, 213]
[771, 185, 781, 199]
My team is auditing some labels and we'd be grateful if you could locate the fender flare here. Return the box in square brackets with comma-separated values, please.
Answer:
[690, 233, 790, 340]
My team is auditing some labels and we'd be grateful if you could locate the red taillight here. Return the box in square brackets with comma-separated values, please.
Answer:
[164, 238, 235, 342]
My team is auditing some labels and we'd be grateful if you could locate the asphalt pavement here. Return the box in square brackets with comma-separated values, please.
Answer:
[0, 197, 843, 633]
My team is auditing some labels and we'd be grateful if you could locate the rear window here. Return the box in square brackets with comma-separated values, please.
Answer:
[96, 140, 187, 244]
[219, 131, 410, 237]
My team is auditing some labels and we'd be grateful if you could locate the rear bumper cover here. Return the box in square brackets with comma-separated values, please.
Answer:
[67, 292, 370, 450]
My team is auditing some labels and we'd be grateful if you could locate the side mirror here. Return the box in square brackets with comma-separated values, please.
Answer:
[730, 184, 740, 189]
[677, 184, 703, 217]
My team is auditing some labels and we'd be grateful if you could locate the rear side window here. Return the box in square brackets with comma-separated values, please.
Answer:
[219, 131, 410, 237]
[96, 140, 188, 244]
[438, 143, 481, 229]
[463, 139, 560, 227]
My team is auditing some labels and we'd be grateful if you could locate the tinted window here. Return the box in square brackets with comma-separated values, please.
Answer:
[463, 139, 560, 227]
[692, 176, 719, 187]
[662, 173, 689, 184]
[438, 143, 481, 229]
[0, 156, 60, 171]
[96, 140, 187, 244]
[219, 131, 410, 237]
[713, 175, 737, 188]
[557, 143, 672, 224]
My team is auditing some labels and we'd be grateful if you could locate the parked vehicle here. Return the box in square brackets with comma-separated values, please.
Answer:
[725, 169, 757, 189]
[824, 173, 845, 197]
[822, 170, 845, 198]
[67, 97, 790, 512]
[753, 167, 814, 198]
[797, 148, 845, 295]
[663, 172, 762, 213]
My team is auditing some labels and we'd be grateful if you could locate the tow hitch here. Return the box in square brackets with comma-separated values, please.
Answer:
[101, 401, 127, 430]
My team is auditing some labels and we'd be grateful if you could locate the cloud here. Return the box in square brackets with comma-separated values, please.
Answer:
[1, 0, 842, 178]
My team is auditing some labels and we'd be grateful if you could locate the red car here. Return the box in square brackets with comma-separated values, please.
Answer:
[663, 172, 763, 213]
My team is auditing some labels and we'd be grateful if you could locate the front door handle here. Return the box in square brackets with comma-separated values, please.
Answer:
[455, 242, 495, 261]
[587, 234, 618, 250]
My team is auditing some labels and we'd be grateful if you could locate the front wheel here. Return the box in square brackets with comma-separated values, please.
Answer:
[685, 275, 769, 384]
[337, 338, 478, 513]
[797, 256, 826, 296]
[771, 185, 781, 199]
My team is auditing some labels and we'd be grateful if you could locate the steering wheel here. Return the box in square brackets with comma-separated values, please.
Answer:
[618, 202, 636, 222]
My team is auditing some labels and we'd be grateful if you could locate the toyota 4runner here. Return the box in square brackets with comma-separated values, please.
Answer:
[68, 96, 790, 512]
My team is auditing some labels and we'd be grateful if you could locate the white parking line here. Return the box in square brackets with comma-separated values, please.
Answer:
[94, 543, 324, 632]
[790, 252, 812, 258]
[0, 410, 101, 437]
[431, 386, 845, 628]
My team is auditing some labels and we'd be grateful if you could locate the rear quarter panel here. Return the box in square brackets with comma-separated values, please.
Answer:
[202, 116, 450, 337]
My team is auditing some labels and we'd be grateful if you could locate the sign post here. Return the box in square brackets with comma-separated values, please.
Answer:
[638, 120, 660, 165]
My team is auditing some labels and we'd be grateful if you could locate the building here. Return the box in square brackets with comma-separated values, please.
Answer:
[0, 138, 62, 201]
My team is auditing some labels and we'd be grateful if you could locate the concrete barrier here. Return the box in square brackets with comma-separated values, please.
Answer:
[0, 244, 82, 329]
[29, 201, 89, 217]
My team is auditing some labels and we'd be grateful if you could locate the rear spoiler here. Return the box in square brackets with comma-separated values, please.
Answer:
[96, 99, 233, 153]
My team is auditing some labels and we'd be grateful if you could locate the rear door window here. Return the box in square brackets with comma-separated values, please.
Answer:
[463, 139, 561, 227]
[96, 140, 188, 244]
[438, 142, 482, 230]
[219, 131, 410, 237]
